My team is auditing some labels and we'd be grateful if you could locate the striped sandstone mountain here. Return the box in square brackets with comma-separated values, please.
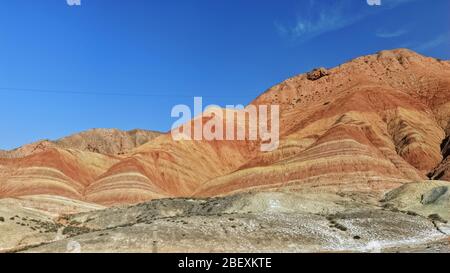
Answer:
[0, 49, 449, 205]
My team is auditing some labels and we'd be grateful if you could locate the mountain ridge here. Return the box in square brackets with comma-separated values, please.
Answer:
[0, 49, 449, 205]
[0, 128, 162, 158]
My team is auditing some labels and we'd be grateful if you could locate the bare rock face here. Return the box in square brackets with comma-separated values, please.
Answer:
[431, 158, 450, 181]
[0, 49, 449, 206]
[306, 67, 330, 81]
[421, 186, 448, 205]
[383, 181, 450, 223]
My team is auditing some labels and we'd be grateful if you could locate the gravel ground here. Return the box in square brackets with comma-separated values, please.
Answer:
[2, 189, 446, 253]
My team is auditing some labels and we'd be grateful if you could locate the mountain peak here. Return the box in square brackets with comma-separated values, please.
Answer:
[0, 128, 162, 158]
[0, 49, 449, 205]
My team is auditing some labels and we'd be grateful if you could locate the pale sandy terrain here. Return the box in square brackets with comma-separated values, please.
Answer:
[0, 182, 448, 253]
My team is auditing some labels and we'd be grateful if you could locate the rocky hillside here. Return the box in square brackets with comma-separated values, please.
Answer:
[0, 49, 449, 205]
[196, 49, 450, 196]
[0, 128, 162, 158]
[1, 184, 449, 253]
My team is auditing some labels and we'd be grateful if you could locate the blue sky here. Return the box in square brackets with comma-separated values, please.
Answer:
[0, 0, 449, 149]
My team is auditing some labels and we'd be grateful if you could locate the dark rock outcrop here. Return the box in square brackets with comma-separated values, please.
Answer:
[306, 67, 330, 81]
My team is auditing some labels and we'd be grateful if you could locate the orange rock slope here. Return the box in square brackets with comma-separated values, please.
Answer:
[1, 49, 449, 205]
[0, 128, 161, 158]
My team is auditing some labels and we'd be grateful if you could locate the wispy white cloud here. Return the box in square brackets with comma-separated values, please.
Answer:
[276, 0, 425, 43]
[275, 0, 365, 43]
[414, 33, 450, 51]
[376, 28, 408, 38]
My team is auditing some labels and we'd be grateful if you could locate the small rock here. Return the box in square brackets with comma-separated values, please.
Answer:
[306, 67, 330, 81]
[0, 217, 4, 222]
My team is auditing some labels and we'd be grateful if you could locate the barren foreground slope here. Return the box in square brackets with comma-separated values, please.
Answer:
[1, 182, 449, 253]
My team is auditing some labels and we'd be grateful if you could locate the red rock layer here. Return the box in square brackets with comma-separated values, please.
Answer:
[195, 49, 450, 196]
[0, 49, 449, 205]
